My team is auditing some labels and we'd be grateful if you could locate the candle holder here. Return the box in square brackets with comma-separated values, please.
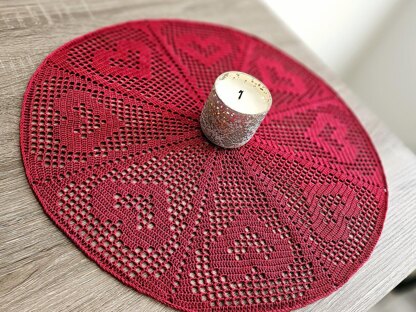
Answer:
[200, 71, 272, 149]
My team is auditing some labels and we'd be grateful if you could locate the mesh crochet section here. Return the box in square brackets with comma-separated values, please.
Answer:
[20, 20, 387, 312]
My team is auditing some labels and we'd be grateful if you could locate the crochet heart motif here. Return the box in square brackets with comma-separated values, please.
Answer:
[20, 20, 387, 311]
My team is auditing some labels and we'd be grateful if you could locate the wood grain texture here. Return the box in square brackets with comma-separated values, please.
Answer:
[0, 0, 415, 311]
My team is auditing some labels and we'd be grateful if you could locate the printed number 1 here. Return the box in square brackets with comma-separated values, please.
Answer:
[238, 90, 244, 100]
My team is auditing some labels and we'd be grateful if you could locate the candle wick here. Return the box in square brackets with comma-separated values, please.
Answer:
[238, 90, 244, 100]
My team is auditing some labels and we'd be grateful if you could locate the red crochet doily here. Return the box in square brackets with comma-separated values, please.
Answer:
[20, 20, 387, 311]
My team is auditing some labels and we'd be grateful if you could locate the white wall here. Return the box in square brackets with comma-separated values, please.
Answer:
[262, 0, 402, 75]
[346, 0, 416, 151]
[262, 0, 416, 152]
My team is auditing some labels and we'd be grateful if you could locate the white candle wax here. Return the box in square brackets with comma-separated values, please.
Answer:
[215, 72, 270, 115]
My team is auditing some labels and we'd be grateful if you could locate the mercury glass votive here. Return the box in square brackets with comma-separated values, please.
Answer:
[200, 71, 272, 149]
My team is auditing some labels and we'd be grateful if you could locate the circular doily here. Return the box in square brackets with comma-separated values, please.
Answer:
[20, 20, 387, 311]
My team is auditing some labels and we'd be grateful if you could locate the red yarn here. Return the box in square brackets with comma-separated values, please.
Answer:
[20, 20, 388, 311]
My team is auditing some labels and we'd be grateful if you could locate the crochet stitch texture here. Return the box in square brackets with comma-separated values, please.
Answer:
[20, 20, 387, 311]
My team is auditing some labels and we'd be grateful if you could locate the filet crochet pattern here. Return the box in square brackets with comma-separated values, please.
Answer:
[20, 20, 388, 311]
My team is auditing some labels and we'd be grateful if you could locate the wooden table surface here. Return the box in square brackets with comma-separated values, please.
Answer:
[1, 0, 415, 311]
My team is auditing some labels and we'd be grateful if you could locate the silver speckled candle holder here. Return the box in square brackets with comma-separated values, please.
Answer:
[200, 71, 272, 149]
